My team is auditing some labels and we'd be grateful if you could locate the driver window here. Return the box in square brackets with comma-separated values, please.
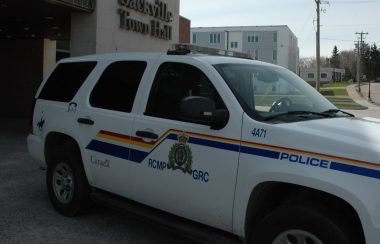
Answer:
[145, 62, 226, 121]
[254, 76, 312, 113]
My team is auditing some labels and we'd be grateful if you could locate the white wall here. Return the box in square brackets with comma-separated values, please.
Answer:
[228, 31, 243, 52]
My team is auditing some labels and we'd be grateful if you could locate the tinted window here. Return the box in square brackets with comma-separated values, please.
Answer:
[39, 62, 96, 102]
[146, 62, 226, 121]
[90, 61, 147, 113]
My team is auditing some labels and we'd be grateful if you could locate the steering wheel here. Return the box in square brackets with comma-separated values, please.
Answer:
[269, 97, 292, 113]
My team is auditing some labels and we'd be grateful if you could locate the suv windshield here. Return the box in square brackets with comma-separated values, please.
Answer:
[214, 63, 340, 122]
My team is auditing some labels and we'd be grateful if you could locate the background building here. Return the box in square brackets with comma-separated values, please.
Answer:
[191, 26, 299, 73]
[300, 67, 345, 84]
[0, 0, 187, 118]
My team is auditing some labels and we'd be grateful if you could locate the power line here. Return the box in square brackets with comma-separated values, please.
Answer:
[321, 37, 354, 42]
[334, 0, 380, 4]
[323, 23, 380, 27]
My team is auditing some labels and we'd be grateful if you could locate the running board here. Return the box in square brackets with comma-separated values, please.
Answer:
[91, 189, 242, 244]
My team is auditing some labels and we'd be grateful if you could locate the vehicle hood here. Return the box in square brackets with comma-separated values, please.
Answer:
[280, 116, 380, 163]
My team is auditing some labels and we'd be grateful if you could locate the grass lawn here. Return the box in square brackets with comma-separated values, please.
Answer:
[320, 82, 354, 88]
[325, 97, 367, 110]
[320, 89, 348, 96]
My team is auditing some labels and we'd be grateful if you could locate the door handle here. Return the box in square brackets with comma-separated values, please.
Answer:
[77, 118, 94, 125]
[136, 130, 159, 140]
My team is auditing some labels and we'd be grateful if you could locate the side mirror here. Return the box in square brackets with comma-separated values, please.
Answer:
[179, 96, 229, 130]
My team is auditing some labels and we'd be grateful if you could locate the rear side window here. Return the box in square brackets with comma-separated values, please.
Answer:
[90, 61, 147, 113]
[39, 62, 97, 102]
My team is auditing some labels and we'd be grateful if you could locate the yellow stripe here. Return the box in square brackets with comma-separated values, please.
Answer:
[98, 133, 129, 144]
[129, 140, 155, 149]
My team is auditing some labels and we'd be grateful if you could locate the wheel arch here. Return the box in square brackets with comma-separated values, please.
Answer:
[44, 132, 82, 166]
[244, 181, 366, 244]
[44, 131, 94, 185]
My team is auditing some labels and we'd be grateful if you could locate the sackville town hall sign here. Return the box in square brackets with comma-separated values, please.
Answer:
[117, 0, 173, 40]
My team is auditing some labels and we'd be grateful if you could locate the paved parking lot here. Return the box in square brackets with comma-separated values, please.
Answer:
[0, 119, 198, 244]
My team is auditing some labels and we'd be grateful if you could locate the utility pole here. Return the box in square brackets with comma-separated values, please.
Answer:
[315, 0, 329, 92]
[355, 31, 368, 93]
[355, 40, 360, 92]
[315, 0, 321, 92]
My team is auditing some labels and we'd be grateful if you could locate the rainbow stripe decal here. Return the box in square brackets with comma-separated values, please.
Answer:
[86, 129, 380, 180]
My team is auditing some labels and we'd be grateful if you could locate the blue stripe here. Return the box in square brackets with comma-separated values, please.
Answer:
[130, 148, 149, 163]
[188, 137, 240, 152]
[167, 133, 178, 141]
[86, 140, 132, 162]
[330, 161, 380, 179]
[240, 145, 280, 159]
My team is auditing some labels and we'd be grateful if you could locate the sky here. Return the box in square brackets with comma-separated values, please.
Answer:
[179, 0, 380, 58]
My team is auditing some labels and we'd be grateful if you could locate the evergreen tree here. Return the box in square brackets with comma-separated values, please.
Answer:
[370, 43, 380, 79]
[330, 45, 340, 68]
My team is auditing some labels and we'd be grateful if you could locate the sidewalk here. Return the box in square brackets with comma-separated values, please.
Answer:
[345, 83, 380, 119]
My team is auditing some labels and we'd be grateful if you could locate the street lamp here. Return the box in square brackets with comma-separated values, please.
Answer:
[369, 79, 372, 101]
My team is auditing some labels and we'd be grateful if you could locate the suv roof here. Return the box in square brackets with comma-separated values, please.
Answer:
[59, 52, 277, 68]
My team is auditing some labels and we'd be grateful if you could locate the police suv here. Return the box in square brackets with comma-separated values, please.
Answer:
[28, 44, 380, 244]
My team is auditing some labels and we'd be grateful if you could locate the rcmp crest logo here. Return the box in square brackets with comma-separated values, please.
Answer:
[168, 133, 193, 174]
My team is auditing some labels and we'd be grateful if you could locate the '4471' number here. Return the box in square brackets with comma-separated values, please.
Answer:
[252, 128, 267, 138]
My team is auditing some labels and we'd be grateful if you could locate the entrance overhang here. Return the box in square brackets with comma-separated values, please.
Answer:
[0, 0, 94, 40]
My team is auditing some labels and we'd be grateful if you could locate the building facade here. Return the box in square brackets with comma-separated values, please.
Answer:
[300, 67, 346, 84]
[191, 26, 299, 73]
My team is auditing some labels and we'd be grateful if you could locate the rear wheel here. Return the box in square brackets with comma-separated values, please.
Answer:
[46, 142, 90, 216]
[251, 204, 356, 244]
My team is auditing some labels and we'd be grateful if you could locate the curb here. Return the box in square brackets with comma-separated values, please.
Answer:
[346, 85, 374, 108]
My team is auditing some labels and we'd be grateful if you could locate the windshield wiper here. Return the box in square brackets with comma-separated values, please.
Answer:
[322, 109, 355, 117]
[265, 111, 333, 121]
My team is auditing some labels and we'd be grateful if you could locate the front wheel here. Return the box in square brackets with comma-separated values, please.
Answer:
[46, 142, 90, 217]
[251, 205, 357, 244]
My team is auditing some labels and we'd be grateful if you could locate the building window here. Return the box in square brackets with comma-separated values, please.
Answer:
[273, 33, 277, 42]
[308, 73, 315, 79]
[248, 33, 259, 43]
[273, 50, 277, 60]
[321, 73, 328, 78]
[193, 34, 197, 44]
[210, 33, 221, 44]
[230, 41, 238, 48]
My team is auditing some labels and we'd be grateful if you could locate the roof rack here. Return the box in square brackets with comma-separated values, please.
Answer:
[167, 43, 254, 60]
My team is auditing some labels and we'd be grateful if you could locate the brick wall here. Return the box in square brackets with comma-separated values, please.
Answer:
[179, 16, 191, 43]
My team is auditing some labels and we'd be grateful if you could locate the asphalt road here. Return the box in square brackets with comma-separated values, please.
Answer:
[0, 119, 198, 244]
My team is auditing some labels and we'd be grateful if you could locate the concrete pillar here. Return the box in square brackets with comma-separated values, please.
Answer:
[43, 39, 57, 79]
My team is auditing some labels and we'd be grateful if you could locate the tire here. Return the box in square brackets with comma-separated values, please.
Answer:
[251, 204, 356, 244]
[46, 141, 90, 217]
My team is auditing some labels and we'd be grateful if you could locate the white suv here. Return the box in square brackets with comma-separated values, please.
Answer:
[28, 45, 380, 244]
